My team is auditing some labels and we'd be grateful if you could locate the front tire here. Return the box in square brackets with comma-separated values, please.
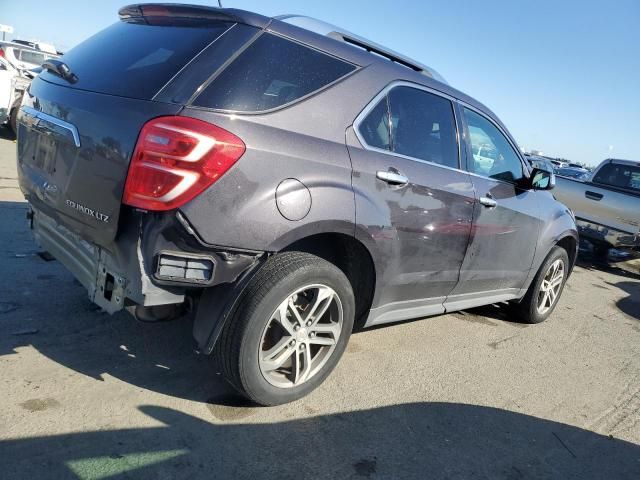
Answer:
[216, 252, 355, 406]
[513, 246, 569, 324]
[9, 95, 22, 135]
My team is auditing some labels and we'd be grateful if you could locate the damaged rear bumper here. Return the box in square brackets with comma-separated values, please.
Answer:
[30, 206, 264, 315]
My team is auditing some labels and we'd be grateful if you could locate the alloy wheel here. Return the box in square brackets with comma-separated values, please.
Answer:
[259, 284, 343, 388]
[537, 259, 565, 315]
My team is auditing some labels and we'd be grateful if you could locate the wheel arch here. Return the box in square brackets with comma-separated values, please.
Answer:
[281, 232, 377, 330]
[194, 227, 379, 354]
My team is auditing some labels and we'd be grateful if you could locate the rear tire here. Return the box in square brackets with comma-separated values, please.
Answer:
[9, 95, 22, 135]
[215, 252, 354, 406]
[512, 246, 569, 324]
[9, 107, 18, 136]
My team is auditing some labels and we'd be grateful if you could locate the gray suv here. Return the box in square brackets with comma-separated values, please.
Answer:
[16, 4, 577, 405]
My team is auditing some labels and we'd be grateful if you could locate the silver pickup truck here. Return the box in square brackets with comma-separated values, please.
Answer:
[553, 158, 640, 254]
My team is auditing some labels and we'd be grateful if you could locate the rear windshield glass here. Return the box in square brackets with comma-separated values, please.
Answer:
[39, 20, 231, 100]
[193, 33, 356, 112]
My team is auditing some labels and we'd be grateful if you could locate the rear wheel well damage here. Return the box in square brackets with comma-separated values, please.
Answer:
[282, 233, 376, 330]
[193, 232, 376, 353]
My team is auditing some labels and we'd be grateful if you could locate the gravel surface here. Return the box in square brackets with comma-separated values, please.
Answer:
[0, 127, 638, 479]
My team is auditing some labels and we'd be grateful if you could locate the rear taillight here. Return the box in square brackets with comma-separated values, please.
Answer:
[0, 48, 5, 59]
[123, 116, 245, 211]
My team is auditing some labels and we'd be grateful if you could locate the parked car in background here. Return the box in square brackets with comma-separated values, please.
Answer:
[555, 166, 590, 181]
[16, 4, 577, 405]
[0, 50, 40, 133]
[0, 56, 16, 125]
[567, 162, 587, 169]
[525, 154, 555, 172]
[7, 66, 40, 133]
[553, 159, 640, 255]
[0, 41, 59, 70]
[11, 39, 58, 55]
[550, 159, 569, 169]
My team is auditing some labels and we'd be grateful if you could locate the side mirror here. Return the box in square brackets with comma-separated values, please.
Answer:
[530, 167, 555, 190]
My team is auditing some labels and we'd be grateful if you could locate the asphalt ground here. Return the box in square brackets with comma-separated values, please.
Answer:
[0, 127, 638, 479]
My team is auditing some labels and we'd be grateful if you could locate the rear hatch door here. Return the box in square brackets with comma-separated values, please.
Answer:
[17, 16, 234, 247]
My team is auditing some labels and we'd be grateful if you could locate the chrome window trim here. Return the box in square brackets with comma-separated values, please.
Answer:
[20, 106, 81, 147]
[353, 80, 463, 173]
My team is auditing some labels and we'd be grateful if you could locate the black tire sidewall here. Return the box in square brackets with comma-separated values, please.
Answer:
[9, 107, 18, 135]
[523, 246, 569, 323]
[237, 260, 354, 405]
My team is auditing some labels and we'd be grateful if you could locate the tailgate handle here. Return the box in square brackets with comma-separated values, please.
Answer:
[585, 191, 603, 201]
[20, 106, 81, 148]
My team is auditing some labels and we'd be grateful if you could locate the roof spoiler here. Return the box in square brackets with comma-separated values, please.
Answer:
[118, 4, 270, 29]
[276, 15, 447, 84]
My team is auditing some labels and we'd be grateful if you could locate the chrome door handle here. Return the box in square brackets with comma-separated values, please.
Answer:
[479, 196, 497, 208]
[376, 170, 409, 186]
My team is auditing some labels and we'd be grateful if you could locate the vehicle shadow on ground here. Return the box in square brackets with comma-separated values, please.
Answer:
[1, 402, 638, 479]
[0, 200, 234, 404]
[608, 281, 640, 321]
[575, 242, 640, 281]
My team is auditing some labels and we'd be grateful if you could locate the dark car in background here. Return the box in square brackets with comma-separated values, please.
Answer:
[555, 167, 590, 181]
[525, 154, 555, 173]
[16, 4, 577, 405]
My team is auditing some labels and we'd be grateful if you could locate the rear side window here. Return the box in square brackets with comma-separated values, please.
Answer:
[39, 20, 232, 100]
[193, 33, 356, 112]
[593, 163, 640, 192]
[357, 86, 459, 169]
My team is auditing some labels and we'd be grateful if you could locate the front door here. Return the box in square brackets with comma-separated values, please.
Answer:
[348, 84, 475, 325]
[445, 106, 541, 310]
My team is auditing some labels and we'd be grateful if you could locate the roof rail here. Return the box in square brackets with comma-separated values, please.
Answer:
[275, 15, 447, 84]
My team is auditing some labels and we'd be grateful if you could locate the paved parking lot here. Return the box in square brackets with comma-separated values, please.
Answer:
[0, 128, 638, 479]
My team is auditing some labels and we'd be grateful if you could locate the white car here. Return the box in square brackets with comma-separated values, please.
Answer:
[0, 57, 16, 126]
[0, 40, 58, 70]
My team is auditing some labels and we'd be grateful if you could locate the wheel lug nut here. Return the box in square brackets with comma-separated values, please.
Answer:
[294, 325, 300, 332]
[290, 340, 296, 347]
[306, 321, 312, 327]
[310, 332, 316, 338]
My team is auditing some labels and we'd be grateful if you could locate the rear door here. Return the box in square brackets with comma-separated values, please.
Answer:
[348, 83, 475, 323]
[445, 105, 541, 308]
[16, 18, 235, 247]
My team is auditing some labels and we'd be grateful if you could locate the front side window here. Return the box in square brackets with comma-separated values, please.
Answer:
[593, 163, 640, 192]
[464, 108, 523, 183]
[357, 85, 459, 169]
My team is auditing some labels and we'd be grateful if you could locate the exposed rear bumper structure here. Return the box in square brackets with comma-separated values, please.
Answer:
[32, 208, 184, 314]
[30, 207, 264, 316]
